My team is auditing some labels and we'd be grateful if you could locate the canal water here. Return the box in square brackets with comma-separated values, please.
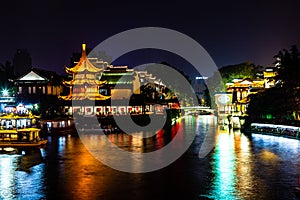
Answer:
[0, 115, 300, 200]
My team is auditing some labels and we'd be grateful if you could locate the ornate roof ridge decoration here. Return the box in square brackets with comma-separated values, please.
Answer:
[65, 44, 102, 74]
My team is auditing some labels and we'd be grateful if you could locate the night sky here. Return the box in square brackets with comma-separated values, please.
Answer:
[1, 0, 300, 78]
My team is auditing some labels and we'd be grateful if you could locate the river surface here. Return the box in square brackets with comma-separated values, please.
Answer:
[0, 115, 300, 200]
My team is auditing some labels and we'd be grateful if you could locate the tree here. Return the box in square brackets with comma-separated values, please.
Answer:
[247, 45, 300, 125]
[144, 62, 196, 106]
[275, 45, 300, 121]
[0, 61, 15, 93]
[219, 61, 261, 83]
[274, 45, 300, 87]
[206, 61, 262, 107]
[0, 61, 14, 79]
[140, 83, 160, 103]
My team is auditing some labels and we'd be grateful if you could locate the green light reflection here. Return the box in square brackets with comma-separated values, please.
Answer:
[209, 133, 238, 200]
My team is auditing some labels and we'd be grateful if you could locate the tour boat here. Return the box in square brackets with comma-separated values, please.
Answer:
[0, 128, 47, 147]
[0, 114, 47, 147]
[250, 123, 300, 139]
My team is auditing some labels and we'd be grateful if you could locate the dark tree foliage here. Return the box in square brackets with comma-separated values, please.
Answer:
[0, 61, 16, 95]
[274, 44, 300, 87]
[144, 62, 196, 106]
[219, 61, 262, 84]
[140, 83, 161, 103]
[0, 61, 15, 81]
[247, 45, 300, 125]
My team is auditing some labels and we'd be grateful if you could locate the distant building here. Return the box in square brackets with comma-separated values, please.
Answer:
[14, 68, 62, 98]
[263, 67, 276, 88]
[100, 66, 141, 99]
[137, 70, 165, 94]
[193, 76, 208, 106]
[13, 68, 62, 115]
[217, 66, 277, 116]
[13, 49, 32, 76]
[224, 78, 264, 114]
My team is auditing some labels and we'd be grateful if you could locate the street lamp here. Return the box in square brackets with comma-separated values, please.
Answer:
[2, 89, 9, 97]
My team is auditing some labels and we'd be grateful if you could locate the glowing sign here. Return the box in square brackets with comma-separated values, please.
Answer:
[215, 93, 232, 105]
[195, 76, 208, 80]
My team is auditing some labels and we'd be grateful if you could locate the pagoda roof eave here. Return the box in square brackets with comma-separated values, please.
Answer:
[63, 80, 74, 86]
[59, 95, 72, 100]
[66, 59, 101, 74]
[59, 94, 111, 101]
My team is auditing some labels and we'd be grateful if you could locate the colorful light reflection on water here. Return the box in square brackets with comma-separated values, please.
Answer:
[209, 132, 237, 199]
[0, 149, 46, 200]
[0, 116, 300, 200]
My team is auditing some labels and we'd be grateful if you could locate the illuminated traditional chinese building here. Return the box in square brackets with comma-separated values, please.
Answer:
[263, 67, 276, 88]
[99, 66, 140, 100]
[59, 44, 110, 101]
[60, 44, 147, 115]
[13, 68, 62, 115]
[225, 78, 264, 114]
[215, 66, 278, 129]
[15, 69, 62, 97]
[59, 44, 110, 115]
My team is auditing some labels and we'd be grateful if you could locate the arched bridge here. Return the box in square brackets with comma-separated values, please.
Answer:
[181, 106, 215, 115]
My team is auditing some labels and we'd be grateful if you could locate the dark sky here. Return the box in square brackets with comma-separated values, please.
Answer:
[1, 0, 300, 77]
